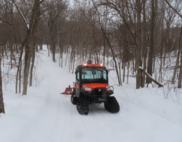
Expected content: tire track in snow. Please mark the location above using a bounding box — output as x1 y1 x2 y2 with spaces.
116 95 182 128
12 51 182 142
13 52 73 142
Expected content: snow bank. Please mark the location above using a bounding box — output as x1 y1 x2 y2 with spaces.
0 47 182 142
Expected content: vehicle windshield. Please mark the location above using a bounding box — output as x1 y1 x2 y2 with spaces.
81 67 108 83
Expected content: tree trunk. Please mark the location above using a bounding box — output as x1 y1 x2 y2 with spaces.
2 47 4 67
159 1 164 83
178 27 182 88
22 0 41 95
15 39 26 94
47 45 50 57
147 0 155 84
51 36 56 62
136 0 142 89
142 0 147 88
172 27 182 85
19 61 22 93
127 61 130 84
22 31 32 95
123 62 125 83
65 46 68 66
9 43 13 69
0 58 5 114
39 39 43 50
30 46 35 86
103 33 106 65
172 43 180 84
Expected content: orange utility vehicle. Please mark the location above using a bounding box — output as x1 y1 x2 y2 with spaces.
71 60 120 115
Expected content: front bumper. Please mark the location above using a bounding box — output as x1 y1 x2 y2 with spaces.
80 88 113 103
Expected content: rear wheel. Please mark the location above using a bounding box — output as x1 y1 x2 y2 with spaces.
76 98 89 115
71 89 77 105
104 97 120 113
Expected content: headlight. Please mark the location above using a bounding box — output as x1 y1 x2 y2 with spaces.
106 86 114 91
84 86 92 91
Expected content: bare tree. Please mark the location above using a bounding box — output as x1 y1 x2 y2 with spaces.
165 0 182 88
0 57 5 114
22 0 43 95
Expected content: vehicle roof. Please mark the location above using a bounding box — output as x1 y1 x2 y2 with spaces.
76 64 106 70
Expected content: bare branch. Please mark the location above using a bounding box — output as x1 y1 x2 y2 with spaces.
11 0 29 29
165 0 182 18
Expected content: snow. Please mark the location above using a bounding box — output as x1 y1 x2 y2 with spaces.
0 47 182 142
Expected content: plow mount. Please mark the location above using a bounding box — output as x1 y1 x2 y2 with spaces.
61 85 73 95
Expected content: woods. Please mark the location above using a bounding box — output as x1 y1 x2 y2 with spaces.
0 0 182 113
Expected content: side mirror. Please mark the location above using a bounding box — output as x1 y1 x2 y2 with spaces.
106 70 108 74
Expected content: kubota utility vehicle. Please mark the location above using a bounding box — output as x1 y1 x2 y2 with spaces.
71 61 120 115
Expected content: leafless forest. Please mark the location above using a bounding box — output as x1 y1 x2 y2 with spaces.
0 0 182 113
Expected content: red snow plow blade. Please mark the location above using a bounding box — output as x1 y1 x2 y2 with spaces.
61 86 73 95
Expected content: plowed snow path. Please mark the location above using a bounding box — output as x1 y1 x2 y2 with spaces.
1 50 182 142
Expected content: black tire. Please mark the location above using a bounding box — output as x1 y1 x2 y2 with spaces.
76 98 89 115
71 89 77 105
104 97 120 113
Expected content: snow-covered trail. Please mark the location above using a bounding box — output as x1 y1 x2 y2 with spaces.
1 50 182 142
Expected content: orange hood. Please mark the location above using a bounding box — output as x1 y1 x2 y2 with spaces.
82 83 109 91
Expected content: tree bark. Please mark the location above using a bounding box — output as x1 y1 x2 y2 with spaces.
136 0 142 89
178 27 182 88
147 0 155 84
172 30 181 84
0 58 5 114
142 0 147 88
30 46 35 86
22 0 41 95
15 38 26 94
159 0 165 83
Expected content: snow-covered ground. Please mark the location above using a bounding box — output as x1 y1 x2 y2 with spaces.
0 48 182 142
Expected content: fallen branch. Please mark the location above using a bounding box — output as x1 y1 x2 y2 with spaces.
138 67 163 87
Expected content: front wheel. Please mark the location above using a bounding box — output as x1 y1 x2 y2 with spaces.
76 98 89 115
104 97 120 113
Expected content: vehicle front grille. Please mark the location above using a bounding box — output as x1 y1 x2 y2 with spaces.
92 88 106 96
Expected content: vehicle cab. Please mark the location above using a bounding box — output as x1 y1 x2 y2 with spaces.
73 61 113 99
